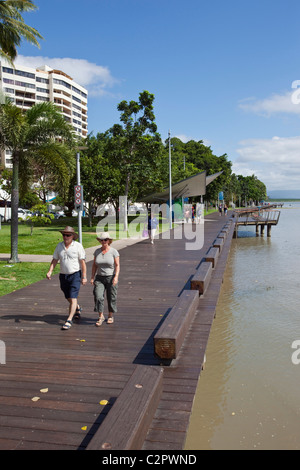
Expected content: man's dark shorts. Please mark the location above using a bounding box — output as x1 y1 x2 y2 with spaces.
59 271 81 299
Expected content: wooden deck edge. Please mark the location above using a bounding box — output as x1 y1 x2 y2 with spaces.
86 365 164 451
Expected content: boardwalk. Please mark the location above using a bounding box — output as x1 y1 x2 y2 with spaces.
0 212 234 450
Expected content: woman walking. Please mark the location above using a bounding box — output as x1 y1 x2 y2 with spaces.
147 212 159 244
91 232 120 326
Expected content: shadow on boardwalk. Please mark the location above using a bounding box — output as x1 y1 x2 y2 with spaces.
0 212 233 450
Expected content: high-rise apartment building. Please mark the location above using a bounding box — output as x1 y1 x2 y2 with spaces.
0 62 88 168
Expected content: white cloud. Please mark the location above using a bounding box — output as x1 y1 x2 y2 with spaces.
174 134 212 147
174 134 192 143
234 135 300 190
14 55 120 97
239 90 300 116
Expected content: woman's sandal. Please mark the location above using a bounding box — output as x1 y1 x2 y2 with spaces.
62 320 72 330
107 316 114 324
74 305 82 321
95 316 105 327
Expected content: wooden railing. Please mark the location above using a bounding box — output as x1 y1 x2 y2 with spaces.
235 209 281 225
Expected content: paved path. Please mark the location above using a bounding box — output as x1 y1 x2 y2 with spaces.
0 212 233 450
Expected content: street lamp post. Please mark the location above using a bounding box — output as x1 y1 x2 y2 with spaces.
76 146 87 245
76 151 82 244
169 130 172 230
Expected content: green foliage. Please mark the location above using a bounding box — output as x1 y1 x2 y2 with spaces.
108 90 160 199
0 0 43 64
28 203 54 226
0 99 75 261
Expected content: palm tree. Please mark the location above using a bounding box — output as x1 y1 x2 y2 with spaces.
0 0 42 64
0 99 75 262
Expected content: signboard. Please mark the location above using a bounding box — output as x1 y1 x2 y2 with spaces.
74 185 83 211
219 191 224 201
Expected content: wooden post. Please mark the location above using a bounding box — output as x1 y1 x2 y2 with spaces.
260 224 265 236
256 225 259 237
267 224 272 237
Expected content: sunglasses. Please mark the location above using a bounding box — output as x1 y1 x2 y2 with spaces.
63 233 73 237
100 238 109 242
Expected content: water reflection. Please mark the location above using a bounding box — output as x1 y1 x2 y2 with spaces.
185 205 300 450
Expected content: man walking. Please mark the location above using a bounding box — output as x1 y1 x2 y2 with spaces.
46 226 87 330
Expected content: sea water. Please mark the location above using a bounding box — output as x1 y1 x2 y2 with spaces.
185 202 300 450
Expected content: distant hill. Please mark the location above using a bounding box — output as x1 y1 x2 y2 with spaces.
268 190 300 199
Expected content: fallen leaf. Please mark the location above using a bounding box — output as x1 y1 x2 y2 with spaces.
100 400 109 405
31 397 40 402
81 426 87 431
40 388 48 393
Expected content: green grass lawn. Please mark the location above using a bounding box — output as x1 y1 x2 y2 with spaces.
0 261 60 297
0 216 173 255
0 210 217 297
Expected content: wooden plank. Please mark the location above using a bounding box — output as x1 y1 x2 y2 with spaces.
204 246 219 268
154 290 199 360
86 365 163 450
190 261 213 295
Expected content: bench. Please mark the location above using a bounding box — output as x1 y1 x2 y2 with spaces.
86 365 163 450
213 236 224 252
190 261 213 295
204 246 219 268
218 232 227 240
154 290 199 360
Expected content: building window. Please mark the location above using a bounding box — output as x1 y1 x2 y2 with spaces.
53 78 71 89
2 67 14 74
36 77 49 84
15 69 35 79
72 95 81 103
36 87 49 94
3 78 14 85
15 81 35 89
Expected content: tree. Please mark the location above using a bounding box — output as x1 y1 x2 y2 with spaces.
237 174 267 205
158 138 232 204
0 99 75 262
0 0 42 64
76 132 123 225
109 91 160 230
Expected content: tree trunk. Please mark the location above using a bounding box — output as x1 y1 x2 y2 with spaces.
10 154 20 263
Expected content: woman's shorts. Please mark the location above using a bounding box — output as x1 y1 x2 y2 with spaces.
59 271 81 299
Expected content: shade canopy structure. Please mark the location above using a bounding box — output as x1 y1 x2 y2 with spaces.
139 171 223 204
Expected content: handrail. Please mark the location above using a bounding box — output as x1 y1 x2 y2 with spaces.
234 209 280 225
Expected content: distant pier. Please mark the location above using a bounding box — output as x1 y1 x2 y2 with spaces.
233 206 281 238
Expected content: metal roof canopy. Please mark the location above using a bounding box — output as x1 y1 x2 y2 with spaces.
140 170 223 203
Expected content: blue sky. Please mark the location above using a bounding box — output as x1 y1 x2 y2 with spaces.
15 0 300 192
